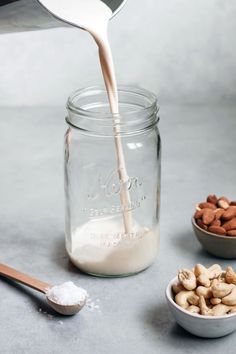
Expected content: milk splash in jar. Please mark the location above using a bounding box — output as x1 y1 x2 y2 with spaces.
39 0 159 275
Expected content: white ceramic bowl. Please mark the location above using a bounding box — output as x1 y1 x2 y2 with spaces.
166 276 236 338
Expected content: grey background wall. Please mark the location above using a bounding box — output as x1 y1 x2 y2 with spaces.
0 0 235 106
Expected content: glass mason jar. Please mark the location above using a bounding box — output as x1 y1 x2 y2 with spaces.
64 86 161 277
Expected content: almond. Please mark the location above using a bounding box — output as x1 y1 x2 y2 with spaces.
217 199 229 210
202 209 215 225
199 202 217 210
194 209 204 219
227 230 236 237
197 219 208 231
207 194 217 205
214 208 225 220
222 218 236 231
208 226 226 236
222 206 236 221
210 219 221 227
219 196 230 204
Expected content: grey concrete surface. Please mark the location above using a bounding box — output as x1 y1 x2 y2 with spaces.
0 0 236 106
0 104 236 354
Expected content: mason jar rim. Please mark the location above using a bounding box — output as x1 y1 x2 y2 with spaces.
67 85 158 118
66 85 159 135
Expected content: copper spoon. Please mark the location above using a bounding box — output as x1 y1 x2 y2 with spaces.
0 263 86 316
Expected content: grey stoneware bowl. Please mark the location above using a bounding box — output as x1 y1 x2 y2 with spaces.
192 217 236 259
166 276 236 338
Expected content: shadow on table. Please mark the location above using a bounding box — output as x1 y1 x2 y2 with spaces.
171 229 220 260
51 234 83 275
0 276 58 316
144 302 228 344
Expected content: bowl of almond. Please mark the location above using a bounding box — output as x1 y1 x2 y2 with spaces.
192 195 236 258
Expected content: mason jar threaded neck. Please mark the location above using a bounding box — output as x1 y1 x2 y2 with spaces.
66 86 159 136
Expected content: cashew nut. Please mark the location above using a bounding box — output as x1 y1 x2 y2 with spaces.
178 269 197 290
172 282 185 294
199 296 230 316
212 304 231 316
197 274 211 288
210 298 221 305
208 265 222 279
175 291 199 309
225 266 236 285
211 282 235 298
199 296 214 316
194 264 207 277
194 264 222 279
222 287 236 306
187 305 200 314
196 286 212 299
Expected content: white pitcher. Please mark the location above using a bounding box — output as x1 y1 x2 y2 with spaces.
0 0 126 33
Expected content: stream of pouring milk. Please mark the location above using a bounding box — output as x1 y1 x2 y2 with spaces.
39 0 158 274
39 0 132 234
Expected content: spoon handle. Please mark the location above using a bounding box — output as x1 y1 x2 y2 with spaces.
0 263 51 294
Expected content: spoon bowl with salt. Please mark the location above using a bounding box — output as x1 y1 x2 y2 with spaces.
46 281 87 315
0 263 87 316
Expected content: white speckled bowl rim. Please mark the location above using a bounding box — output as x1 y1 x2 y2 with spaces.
166 276 236 320
192 217 236 240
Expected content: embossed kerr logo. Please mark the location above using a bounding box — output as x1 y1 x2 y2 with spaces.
87 169 143 200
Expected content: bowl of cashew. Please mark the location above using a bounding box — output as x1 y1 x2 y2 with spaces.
166 264 236 338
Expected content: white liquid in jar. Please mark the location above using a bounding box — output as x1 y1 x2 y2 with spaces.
39 0 159 274
67 217 159 276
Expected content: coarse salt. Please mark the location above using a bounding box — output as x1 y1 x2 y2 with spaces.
46 281 87 306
